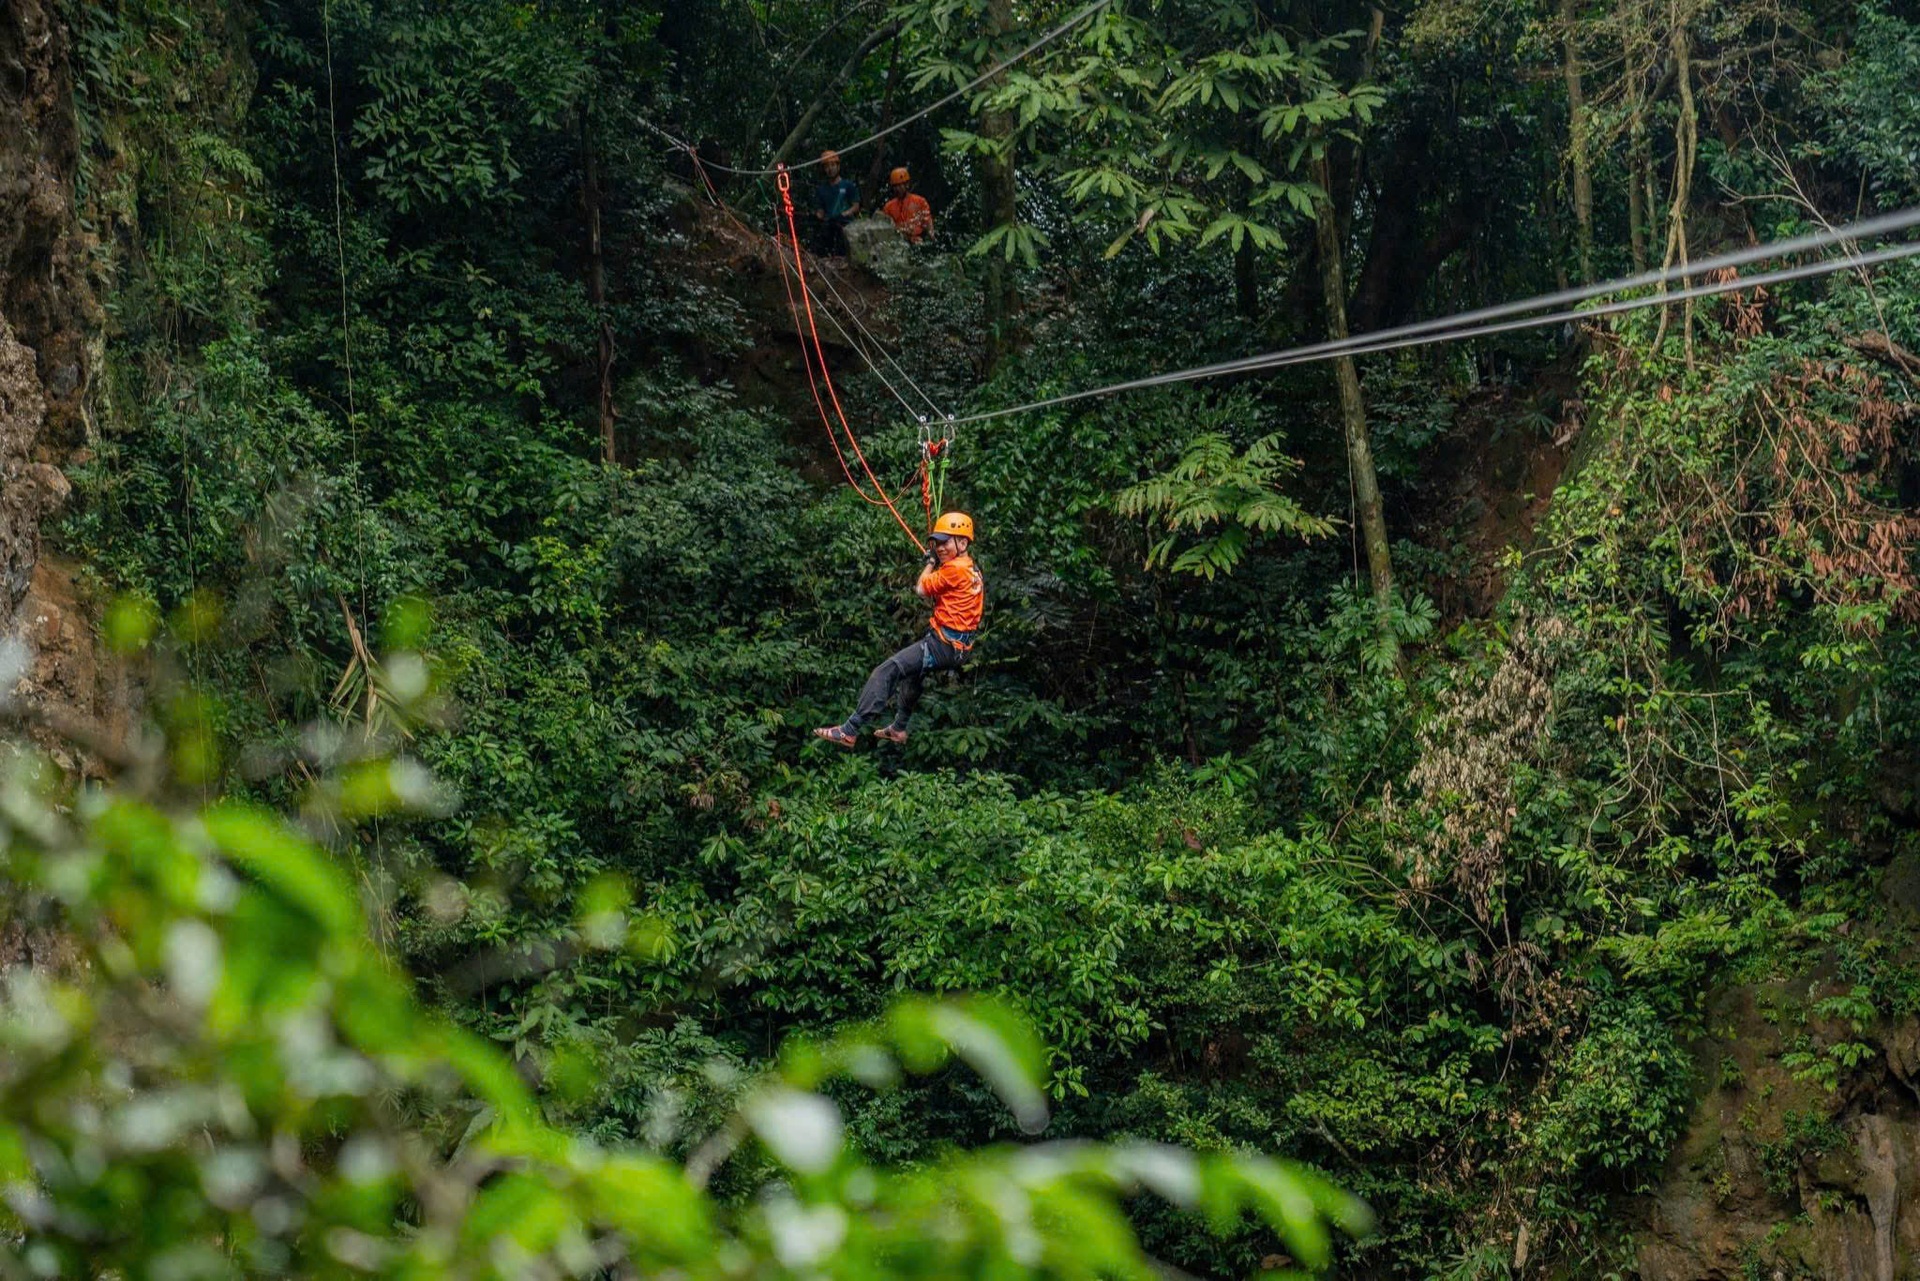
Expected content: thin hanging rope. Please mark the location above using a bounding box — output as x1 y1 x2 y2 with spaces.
322 0 371 627
803 246 949 421
688 149 932 550
790 251 934 422
779 178 926 549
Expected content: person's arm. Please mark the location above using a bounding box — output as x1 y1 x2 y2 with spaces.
916 564 939 598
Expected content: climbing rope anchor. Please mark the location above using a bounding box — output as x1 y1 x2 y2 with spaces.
917 424 954 530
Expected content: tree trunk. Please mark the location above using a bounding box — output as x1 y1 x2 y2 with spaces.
1234 235 1259 319
1627 114 1648 273
863 35 903 202
1632 96 1656 273
1657 13 1697 277
1539 144 1572 293
581 113 615 465
1559 0 1595 283
754 0 883 140
980 0 1019 374
1655 11 1698 359
772 19 904 169
1312 152 1396 660
1348 119 1488 333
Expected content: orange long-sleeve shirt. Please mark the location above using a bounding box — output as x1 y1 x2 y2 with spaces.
883 193 934 244
917 553 983 635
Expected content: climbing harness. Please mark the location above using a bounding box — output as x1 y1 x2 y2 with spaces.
931 623 976 656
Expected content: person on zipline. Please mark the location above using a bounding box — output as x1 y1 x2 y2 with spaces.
815 512 983 748
881 167 934 244
811 150 862 257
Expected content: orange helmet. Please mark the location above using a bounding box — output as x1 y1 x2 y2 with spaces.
931 512 974 540
890 167 912 185
820 149 841 166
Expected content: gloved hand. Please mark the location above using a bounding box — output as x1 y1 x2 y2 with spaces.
923 548 939 571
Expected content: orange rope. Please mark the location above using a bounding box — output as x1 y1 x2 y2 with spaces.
689 156 932 423
690 156 932 548
775 220 892 508
774 166 926 552
691 159 885 508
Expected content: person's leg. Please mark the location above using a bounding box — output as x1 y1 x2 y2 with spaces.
887 636 959 732
844 640 926 734
890 664 926 728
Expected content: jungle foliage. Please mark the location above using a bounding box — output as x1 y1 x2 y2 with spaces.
6 0 1920 1274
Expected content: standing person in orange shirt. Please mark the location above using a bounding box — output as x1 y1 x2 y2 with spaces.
815 512 983 747
881 167 935 245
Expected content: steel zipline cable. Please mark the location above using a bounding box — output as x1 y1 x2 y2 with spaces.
942 207 1920 428
802 250 950 421
652 0 1112 177
661 14 1920 538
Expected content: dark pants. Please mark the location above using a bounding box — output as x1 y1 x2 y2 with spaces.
813 217 851 257
844 633 965 733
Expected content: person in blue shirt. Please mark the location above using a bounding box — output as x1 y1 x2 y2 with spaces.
811 150 862 257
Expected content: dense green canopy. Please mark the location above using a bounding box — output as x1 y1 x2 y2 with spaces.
2 0 1919 1274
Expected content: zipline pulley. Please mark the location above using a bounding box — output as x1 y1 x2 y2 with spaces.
918 426 954 529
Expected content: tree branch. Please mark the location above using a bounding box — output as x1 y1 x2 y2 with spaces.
754 0 887 140
0 696 141 772
772 19 905 169
1845 332 1920 380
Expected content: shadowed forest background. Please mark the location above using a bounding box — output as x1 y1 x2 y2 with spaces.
1 0 1920 1275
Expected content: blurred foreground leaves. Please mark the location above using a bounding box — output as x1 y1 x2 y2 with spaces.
0 631 1367 1279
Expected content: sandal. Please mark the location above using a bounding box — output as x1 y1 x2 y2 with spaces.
813 726 858 748
873 726 909 745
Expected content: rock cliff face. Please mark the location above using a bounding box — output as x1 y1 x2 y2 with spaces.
0 0 104 755
1635 858 1920 1280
